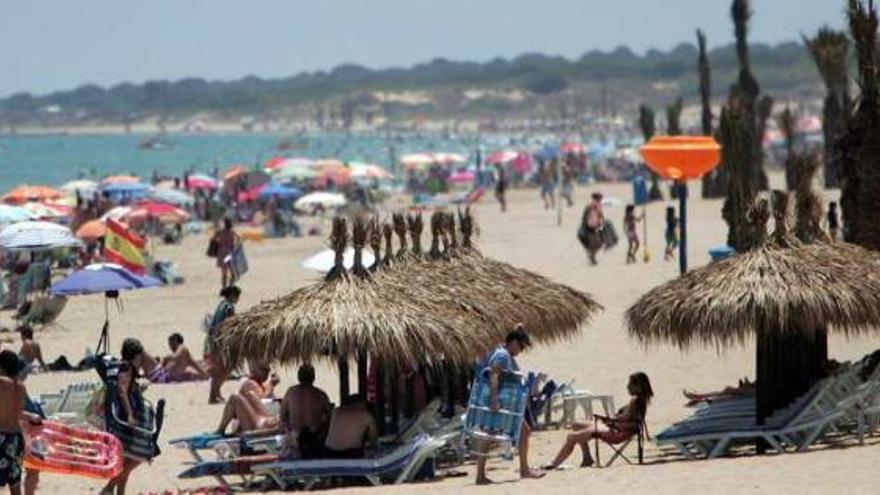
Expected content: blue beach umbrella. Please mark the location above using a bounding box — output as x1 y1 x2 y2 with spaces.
533 144 561 162
50 263 161 296
50 263 162 354
259 183 303 200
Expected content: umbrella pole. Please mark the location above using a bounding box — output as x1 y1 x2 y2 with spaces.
389 363 400 434
678 181 688 274
357 352 368 395
374 356 386 436
337 356 350 402
96 296 111 355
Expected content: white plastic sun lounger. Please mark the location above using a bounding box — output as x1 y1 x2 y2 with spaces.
658 375 847 459
251 434 444 490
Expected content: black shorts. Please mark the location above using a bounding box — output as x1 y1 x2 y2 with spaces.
0 431 24 487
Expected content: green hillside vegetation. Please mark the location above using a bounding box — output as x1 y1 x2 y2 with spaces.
0 41 820 126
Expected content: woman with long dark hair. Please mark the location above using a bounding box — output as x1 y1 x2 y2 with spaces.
544 372 653 469
205 285 240 404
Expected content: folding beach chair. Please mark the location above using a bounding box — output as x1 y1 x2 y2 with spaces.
464 370 534 457
593 417 646 467
94 354 166 462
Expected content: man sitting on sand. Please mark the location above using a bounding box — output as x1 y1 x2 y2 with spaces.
121 337 207 384
216 362 280 435
280 364 332 459
160 333 208 382
0 350 42 495
17 326 47 375
323 394 377 459
475 326 544 485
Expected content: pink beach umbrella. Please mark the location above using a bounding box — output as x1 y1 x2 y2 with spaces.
447 170 476 184
485 150 520 165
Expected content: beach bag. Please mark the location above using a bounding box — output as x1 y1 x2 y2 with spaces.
601 220 619 250
206 237 219 258
225 244 248 281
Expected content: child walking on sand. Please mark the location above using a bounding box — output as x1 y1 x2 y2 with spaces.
624 204 643 264
664 206 678 261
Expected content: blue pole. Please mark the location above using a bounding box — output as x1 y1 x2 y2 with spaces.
678 181 688 274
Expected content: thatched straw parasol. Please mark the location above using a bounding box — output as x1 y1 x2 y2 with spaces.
627 190 880 425
375 210 602 345
216 216 498 370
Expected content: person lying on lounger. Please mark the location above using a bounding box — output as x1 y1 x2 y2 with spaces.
216 362 280 435
322 394 377 459
121 337 206 384
280 364 332 459
682 377 755 406
544 372 653 470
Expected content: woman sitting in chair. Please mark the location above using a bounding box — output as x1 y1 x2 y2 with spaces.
544 372 653 469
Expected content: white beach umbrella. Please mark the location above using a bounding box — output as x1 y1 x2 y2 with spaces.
100 206 133 222
0 221 82 251
301 247 376 272
60 179 99 197
294 192 347 211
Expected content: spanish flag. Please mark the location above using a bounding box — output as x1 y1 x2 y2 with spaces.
104 218 147 275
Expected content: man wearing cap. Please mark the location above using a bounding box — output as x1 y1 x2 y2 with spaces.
475 326 544 484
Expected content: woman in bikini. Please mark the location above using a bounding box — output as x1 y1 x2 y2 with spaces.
544 372 653 469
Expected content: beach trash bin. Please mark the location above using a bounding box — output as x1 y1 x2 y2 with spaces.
709 245 735 262
632 176 648 206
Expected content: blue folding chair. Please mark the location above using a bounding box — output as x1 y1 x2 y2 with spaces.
465 370 534 455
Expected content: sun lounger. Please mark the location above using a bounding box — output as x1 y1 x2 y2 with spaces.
251 434 444 490
658 374 850 459
37 382 102 424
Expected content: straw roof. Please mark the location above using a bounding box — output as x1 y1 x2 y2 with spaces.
375 210 603 345
217 217 498 368
626 193 880 349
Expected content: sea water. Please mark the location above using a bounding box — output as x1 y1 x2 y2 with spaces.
0 132 479 192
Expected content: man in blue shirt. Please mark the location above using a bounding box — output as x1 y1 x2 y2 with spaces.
475 326 544 484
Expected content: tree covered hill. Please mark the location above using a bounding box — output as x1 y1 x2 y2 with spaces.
0 41 820 127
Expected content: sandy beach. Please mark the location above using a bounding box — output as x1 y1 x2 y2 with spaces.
5 176 877 495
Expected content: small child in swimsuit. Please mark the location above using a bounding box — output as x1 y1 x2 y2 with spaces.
0 350 42 495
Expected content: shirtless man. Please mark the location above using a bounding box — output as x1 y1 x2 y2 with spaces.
160 334 208 382
17 327 46 374
216 362 280 435
0 350 42 495
121 337 206 384
280 364 332 458
323 394 376 459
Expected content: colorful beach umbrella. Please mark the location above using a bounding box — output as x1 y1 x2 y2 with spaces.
258 183 302 200
223 165 249 181
485 150 520 165
294 192 346 211
274 164 318 182
50 263 160 296
147 187 195 207
349 162 392 180
185 174 219 190
0 204 36 226
2 185 63 205
0 221 81 251
447 170 476 184
101 175 141 185
100 206 133 223
60 180 99 197
75 220 107 241
126 202 190 224
21 202 69 220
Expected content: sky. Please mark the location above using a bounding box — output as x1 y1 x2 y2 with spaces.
0 0 847 97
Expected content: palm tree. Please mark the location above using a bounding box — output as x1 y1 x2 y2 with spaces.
722 0 770 248
840 0 880 249
639 104 663 200
696 29 719 198
666 98 683 136
803 28 850 189
777 106 798 190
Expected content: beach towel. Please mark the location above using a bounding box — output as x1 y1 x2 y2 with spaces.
224 244 248 281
